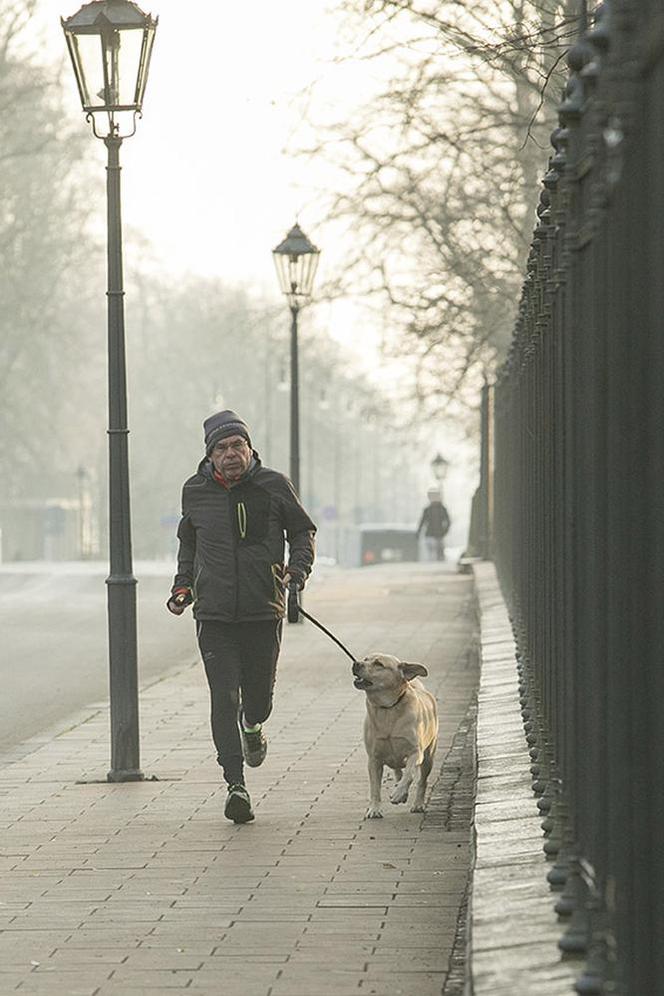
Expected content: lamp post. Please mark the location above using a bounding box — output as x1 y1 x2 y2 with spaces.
431 452 450 494
62 0 157 783
272 223 320 495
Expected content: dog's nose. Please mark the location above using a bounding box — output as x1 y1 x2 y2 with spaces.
352 660 361 676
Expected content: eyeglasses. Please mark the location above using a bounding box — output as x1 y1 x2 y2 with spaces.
212 438 249 455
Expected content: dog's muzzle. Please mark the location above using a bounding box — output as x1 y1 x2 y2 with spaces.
352 660 372 689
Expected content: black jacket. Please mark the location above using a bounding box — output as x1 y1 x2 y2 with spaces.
172 455 316 622
417 501 450 539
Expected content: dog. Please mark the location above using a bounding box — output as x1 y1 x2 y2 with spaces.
352 653 438 819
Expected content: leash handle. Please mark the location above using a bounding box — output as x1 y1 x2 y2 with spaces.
287 583 300 624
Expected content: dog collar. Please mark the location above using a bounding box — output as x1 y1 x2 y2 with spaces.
377 689 408 709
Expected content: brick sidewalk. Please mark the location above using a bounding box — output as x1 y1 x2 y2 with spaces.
0 563 478 996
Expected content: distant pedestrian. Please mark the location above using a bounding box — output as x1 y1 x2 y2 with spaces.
416 489 451 562
166 410 316 824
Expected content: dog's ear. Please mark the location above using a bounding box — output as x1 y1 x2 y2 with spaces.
399 661 428 681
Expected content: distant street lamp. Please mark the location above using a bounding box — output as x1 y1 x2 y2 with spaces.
431 452 450 487
272 223 320 495
62 0 158 783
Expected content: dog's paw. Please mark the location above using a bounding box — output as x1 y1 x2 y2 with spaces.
390 786 409 805
410 802 426 813
365 806 383 819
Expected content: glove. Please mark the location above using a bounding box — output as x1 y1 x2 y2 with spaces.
166 587 193 615
283 568 305 591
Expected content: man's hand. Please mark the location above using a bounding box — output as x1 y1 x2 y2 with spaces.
166 588 192 615
279 567 304 591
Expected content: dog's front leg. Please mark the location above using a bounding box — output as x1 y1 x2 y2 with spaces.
365 757 384 819
390 752 421 805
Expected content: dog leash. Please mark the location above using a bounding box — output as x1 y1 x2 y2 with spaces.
288 585 358 663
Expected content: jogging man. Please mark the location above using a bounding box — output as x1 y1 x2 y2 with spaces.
167 410 316 823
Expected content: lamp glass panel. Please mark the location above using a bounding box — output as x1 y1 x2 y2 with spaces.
71 32 106 108
135 25 156 104
115 27 144 105
272 254 290 296
299 252 319 296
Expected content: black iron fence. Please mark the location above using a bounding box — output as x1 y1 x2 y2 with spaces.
489 3 663 993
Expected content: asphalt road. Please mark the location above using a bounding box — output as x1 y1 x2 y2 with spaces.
0 562 199 754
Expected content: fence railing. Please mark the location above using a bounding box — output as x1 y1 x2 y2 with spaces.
489 3 663 993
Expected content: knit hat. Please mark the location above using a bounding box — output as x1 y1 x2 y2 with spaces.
204 410 252 455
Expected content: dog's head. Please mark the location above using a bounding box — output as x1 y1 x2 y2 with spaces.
352 653 428 693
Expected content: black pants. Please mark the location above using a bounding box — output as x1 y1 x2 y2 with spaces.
196 619 282 786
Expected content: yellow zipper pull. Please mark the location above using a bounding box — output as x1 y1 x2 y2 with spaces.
237 501 247 539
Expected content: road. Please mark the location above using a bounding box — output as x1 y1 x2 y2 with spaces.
0 561 199 754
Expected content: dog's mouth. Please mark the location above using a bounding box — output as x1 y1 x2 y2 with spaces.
353 676 372 690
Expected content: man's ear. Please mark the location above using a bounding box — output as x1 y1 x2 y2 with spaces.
399 662 428 681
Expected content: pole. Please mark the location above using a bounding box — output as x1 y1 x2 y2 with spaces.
288 302 304 623
76 466 85 558
290 303 300 494
264 341 272 465
104 134 143 783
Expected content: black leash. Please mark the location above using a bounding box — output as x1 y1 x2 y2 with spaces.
288 585 358 663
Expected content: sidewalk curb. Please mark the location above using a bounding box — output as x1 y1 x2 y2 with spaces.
0 658 199 771
468 561 580 995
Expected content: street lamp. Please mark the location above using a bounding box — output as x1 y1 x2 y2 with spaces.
62 0 158 783
272 223 320 495
431 452 450 488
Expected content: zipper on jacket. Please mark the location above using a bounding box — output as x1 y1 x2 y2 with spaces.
231 495 240 621
237 501 247 539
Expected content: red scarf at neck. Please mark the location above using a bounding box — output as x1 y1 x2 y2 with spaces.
212 468 232 489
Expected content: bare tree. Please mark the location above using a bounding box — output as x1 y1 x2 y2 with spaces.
0 1 103 505
307 0 577 411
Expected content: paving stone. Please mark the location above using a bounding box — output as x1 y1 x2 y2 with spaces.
269 967 364 995
11 972 108 994
41 950 128 965
104 968 194 987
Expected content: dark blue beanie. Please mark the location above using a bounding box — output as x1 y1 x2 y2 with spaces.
203 410 252 455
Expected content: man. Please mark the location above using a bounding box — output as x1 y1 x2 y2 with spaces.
416 489 451 562
167 410 316 824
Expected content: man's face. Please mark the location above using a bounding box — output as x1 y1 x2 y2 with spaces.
210 434 252 481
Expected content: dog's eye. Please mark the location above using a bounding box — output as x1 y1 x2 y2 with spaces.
372 660 384 668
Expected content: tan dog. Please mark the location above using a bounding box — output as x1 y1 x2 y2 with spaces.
352 653 438 819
